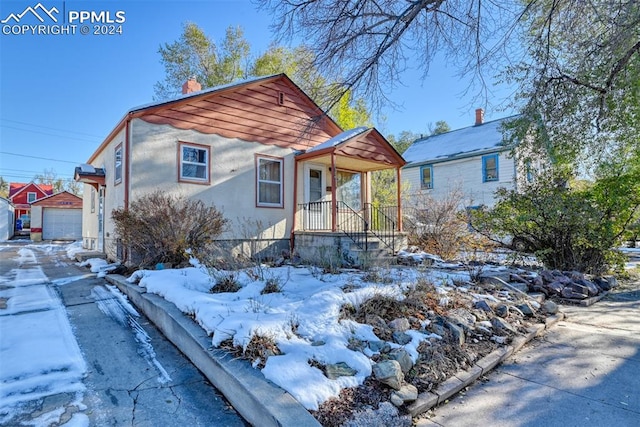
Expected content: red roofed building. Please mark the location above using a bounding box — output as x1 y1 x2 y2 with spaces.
8 182 54 230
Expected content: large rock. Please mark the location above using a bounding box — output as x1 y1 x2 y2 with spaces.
562 282 589 299
325 362 357 379
448 308 477 331
491 317 517 334
547 281 565 295
474 299 493 313
373 360 404 390
388 318 410 332
516 303 535 317
392 331 413 345
542 300 559 314
446 321 465 346
576 279 599 296
390 384 419 407
389 348 414 374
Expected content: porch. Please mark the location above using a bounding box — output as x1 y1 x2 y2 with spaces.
291 127 407 264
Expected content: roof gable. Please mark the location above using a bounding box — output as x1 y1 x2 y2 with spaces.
31 191 82 207
88 74 343 163
298 127 406 171
403 116 517 166
9 182 54 200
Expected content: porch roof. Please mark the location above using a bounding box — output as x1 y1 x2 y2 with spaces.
74 164 106 189
295 127 406 172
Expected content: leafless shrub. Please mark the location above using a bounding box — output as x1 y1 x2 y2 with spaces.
112 190 227 267
209 271 241 293
404 187 477 260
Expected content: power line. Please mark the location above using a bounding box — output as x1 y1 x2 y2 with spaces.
1 118 104 139
0 152 82 164
1 125 101 143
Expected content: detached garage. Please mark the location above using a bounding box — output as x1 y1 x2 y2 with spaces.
30 192 83 241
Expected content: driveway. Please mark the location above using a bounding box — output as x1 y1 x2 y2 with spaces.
417 279 640 426
0 242 247 426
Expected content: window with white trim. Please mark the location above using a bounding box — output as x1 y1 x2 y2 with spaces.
482 154 499 182
27 192 37 203
420 165 433 189
257 156 283 207
180 143 209 182
115 144 123 185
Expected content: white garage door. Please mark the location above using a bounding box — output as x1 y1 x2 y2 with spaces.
43 208 82 240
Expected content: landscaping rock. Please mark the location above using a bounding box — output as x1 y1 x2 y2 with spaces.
516 303 535 317
446 321 465 346
542 300 559 315
390 384 419 406
495 304 509 318
491 317 517 334
576 279 599 296
447 308 477 331
547 281 565 295
392 331 413 345
373 360 404 390
474 300 493 313
388 318 410 332
368 340 389 353
325 362 357 380
389 348 414 374
562 283 588 299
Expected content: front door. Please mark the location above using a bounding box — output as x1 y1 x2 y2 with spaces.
304 164 327 229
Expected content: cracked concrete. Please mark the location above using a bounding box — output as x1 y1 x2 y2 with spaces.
0 242 247 426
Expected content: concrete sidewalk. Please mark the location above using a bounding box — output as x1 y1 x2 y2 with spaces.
417 281 640 427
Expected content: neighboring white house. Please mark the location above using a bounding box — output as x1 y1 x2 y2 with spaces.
75 74 406 263
402 110 529 208
0 197 15 241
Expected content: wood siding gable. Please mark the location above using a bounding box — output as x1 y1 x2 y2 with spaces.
137 75 341 151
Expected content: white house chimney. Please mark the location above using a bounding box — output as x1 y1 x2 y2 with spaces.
182 77 202 94
475 108 484 126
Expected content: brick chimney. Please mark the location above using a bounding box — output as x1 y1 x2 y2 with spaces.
182 78 202 94
475 108 484 126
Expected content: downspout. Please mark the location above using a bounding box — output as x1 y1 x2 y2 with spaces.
396 167 403 231
331 153 337 231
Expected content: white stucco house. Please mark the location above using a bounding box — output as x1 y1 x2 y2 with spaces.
75 74 406 264
402 110 532 208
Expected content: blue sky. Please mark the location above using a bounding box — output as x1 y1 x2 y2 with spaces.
0 0 515 186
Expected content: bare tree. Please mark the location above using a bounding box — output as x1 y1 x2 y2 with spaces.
258 0 530 111
258 1 640 131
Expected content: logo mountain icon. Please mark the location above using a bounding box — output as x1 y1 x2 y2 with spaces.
1 3 59 24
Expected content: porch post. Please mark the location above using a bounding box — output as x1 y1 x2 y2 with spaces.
331 153 337 231
396 167 403 231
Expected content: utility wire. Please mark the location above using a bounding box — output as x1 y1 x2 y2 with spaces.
0 152 82 164
1 118 104 139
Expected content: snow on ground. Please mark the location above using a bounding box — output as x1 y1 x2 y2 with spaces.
127 263 460 410
0 244 88 424
65 241 84 260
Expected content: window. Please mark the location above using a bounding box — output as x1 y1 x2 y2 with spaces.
114 144 123 185
27 192 37 203
180 142 210 183
420 165 433 189
482 154 499 182
91 188 96 213
336 170 361 211
257 156 283 207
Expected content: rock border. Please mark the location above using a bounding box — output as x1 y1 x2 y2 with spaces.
406 313 564 417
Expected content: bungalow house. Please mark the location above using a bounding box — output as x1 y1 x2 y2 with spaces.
8 182 54 231
402 109 532 208
75 74 406 264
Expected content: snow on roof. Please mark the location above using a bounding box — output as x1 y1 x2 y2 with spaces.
306 127 369 153
403 116 517 166
129 74 282 113
79 164 96 173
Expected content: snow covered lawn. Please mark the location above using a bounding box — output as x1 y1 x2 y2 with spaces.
126 261 473 410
